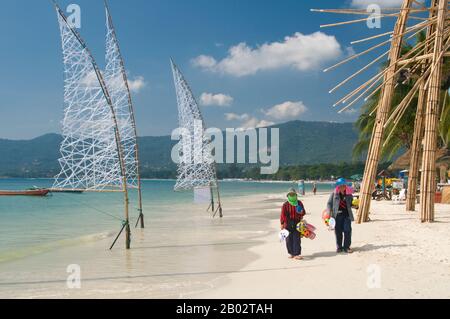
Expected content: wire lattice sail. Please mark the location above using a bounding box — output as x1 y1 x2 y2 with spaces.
104 5 139 189
53 12 122 191
170 60 217 191
52 3 132 249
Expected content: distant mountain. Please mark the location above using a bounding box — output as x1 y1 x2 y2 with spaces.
0 121 358 178
272 120 358 165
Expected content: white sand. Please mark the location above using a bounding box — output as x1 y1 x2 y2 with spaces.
0 192 449 299
192 193 450 299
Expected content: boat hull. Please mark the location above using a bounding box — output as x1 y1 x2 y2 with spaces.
0 189 50 197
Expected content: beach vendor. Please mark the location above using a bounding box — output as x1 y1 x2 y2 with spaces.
280 188 306 260
327 178 354 254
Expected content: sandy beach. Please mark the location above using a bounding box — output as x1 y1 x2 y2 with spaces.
193 193 450 299
0 191 449 299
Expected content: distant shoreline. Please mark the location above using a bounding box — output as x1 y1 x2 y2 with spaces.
0 177 336 184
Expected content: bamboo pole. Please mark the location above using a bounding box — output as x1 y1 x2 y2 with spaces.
320 13 402 28
419 0 447 223
407 82 428 211
311 8 429 15
357 0 413 224
324 38 394 72
407 0 438 212
351 19 432 44
209 181 215 213
330 51 389 94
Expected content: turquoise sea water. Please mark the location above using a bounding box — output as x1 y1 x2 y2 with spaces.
0 179 333 264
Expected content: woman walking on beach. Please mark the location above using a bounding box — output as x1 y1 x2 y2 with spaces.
280 188 306 260
327 178 354 254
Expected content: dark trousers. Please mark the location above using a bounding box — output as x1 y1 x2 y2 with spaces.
286 230 302 256
335 214 352 250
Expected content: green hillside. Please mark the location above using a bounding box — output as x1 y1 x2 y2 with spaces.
0 120 358 178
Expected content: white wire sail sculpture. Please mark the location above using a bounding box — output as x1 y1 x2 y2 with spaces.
104 1 145 228
52 3 132 249
170 60 223 217
53 10 123 192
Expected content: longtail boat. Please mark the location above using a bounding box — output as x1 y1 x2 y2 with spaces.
0 189 50 197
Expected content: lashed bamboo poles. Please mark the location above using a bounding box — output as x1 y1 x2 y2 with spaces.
420 0 447 222
407 0 438 212
357 0 414 224
338 35 436 113
333 22 437 110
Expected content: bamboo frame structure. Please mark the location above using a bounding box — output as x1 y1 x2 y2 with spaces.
54 3 131 249
315 0 449 223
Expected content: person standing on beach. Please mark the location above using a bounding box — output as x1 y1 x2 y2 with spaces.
313 183 317 195
327 178 354 254
280 188 306 260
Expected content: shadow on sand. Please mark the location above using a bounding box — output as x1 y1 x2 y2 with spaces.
304 243 411 261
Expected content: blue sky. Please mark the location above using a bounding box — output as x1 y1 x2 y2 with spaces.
0 0 410 139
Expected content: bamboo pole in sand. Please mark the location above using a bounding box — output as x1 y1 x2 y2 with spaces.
406 0 438 212
419 0 447 222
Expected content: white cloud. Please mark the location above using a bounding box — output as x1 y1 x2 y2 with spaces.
192 55 218 69
224 100 308 129
225 113 274 129
192 32 342 77
128 76 146 93
262 101 308 121
200 93 234 107
350 0 403 8
225 113 250 121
